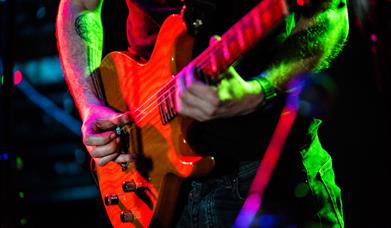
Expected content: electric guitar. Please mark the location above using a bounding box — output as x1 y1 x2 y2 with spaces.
94 0 308 227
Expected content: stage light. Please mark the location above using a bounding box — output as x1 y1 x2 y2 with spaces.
370 33 378 43
19 218 28 226
0 153 9 160
19 191 25 199
297 0 305 6
16 156 24 170
14 70 23 85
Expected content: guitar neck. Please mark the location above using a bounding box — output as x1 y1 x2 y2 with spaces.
155 0 300 125
191 0 290 80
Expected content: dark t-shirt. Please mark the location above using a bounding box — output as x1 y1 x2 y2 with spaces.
125 0 182 58
124 0 308 168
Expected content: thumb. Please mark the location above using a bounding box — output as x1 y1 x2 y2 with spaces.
112 111 132 126
95 112 132 130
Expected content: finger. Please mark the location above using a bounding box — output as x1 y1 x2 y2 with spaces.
114 154 132 163
112 112 132 126
90 137 120 158
84 131 117 146
180 102 211 121
96 153 120 166
214 100 239 116
225 66 240 78
175 71 188 112
182 89 217 117
95 118 117 131
188 82 220 106
217 78 232 100
185 63 197 88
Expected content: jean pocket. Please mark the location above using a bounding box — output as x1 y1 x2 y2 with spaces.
234 161 260 201
233 176 245 201
309 158 344 227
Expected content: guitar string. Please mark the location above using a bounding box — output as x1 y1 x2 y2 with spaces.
127 23 278 146
133 14 258 122
131 0 276 121
129 0 278 122
131 79 176 122
129 0 277 117
121 1 282 152
129 14 266 141
130 0 280 124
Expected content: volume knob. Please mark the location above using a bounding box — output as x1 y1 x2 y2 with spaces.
120 210 134 223
122 180 142 192
104 194 119 206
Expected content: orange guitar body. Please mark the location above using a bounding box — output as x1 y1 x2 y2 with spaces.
96 15 215 228
94 0 291 225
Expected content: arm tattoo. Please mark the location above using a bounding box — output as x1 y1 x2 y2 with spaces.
75 13 102 44
74 12 103 75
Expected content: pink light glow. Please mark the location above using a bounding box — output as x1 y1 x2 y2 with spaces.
234 77 303 227
13 70 23 85
370 34 378 43
234 106 298 227
297 0 305 6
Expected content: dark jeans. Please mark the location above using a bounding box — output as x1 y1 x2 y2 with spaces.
176 119 344 228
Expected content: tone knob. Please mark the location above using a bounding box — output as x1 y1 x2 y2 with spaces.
120 210 134 223
122 180 142 192
104 194 119 205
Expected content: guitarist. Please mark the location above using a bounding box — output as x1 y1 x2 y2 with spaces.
56 0 349 227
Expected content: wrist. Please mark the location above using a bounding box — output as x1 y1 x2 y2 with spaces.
79 101 106 121
253 74 278 107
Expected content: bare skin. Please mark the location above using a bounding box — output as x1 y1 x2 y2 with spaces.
56 0 348 166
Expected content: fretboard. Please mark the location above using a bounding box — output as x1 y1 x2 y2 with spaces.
191 0 290 79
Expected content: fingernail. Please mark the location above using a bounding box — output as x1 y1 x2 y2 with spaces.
110 133 116 139
99 160 104 167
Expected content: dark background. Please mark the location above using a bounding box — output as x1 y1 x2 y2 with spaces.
1 0 390 227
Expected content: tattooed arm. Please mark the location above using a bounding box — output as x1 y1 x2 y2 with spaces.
56 0 131 166
176 0 349 121
56 0 103 116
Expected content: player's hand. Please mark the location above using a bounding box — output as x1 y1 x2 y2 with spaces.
175 36 264 121
81 104 132 166
175 65 264 121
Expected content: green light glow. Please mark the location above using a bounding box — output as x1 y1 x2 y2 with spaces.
218 67 262 101
74 11 103 75
315 3 350 71
266 1 349 89
294 182 310 198
1 74 3 85
19 191 25 199
20 218 28 225
16 156 24 170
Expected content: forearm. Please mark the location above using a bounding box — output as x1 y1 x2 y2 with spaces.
56 0 104 120
263 0 349 91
